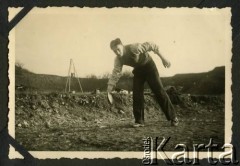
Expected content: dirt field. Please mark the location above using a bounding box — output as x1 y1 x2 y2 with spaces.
15 92 224 151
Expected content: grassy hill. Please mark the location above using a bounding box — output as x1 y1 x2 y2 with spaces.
15 66 108 92
15 65 225 95
162 66 225 95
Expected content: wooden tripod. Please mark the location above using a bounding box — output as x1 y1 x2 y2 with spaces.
65 59 83 93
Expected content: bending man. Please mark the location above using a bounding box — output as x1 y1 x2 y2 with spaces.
107 38 179 127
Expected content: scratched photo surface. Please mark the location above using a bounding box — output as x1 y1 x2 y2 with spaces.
9 7 232 158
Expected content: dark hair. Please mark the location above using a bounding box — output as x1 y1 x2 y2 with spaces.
110 38 122 49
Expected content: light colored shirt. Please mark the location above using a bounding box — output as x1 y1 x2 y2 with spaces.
107 42 161 92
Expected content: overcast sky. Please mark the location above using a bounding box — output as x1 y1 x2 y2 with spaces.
12 8 231 77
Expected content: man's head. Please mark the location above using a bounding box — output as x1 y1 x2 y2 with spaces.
110 38 124 57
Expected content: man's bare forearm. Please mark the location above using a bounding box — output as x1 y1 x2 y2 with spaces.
156 52 167 61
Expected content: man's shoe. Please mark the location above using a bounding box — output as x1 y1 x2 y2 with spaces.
133 123 145 128
171 117 179 126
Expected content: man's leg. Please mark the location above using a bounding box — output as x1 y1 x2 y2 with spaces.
146 68 176 121
133 73 145 124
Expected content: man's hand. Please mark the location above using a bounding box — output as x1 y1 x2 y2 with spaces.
162 58 171 68
107 92 114 105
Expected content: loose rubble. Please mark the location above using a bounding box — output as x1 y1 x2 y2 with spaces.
15 89 224 151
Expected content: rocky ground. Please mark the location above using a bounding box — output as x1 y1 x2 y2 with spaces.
15 91 225 151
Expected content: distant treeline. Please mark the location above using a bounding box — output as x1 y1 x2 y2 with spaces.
15 65 225 95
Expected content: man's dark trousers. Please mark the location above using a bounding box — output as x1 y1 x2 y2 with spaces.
132 57 176 124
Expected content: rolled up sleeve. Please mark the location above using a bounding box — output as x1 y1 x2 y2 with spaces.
139 42 160 55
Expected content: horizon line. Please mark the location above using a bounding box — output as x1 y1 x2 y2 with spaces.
16 65 225 79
